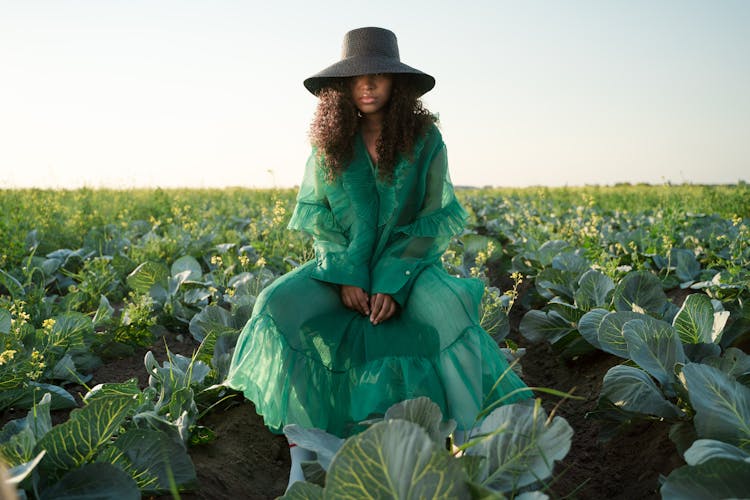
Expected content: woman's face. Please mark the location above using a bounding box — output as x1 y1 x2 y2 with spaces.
350 74 393 117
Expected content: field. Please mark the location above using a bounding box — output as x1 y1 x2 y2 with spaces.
1 184 749 499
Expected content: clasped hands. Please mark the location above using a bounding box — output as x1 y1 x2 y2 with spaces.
340 285 397 325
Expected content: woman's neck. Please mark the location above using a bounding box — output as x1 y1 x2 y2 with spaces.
360 112 384 136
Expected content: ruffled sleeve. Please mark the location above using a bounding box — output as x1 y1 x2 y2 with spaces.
370 138 468 305
288 151 371 289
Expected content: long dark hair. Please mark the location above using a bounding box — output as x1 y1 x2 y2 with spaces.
309 74 437 182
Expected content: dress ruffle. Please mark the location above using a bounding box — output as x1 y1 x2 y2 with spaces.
226 310 532 437
287 201 345 243
394 198 468 238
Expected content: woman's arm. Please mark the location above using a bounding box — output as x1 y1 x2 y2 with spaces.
288 151 373 290
370 141 468 306
288 151 375 315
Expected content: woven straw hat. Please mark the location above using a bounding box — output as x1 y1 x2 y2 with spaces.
303 27 435 96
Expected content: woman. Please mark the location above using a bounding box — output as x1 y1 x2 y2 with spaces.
225 26 532 489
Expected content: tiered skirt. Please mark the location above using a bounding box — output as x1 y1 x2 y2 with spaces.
226 261 532 438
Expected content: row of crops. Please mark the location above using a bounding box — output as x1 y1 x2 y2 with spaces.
0 184 748 499
464 188 750 498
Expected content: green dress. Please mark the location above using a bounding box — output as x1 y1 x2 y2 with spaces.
226 124 531 437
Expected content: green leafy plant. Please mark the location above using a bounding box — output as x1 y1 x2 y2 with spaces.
0 306 100 412
2 185 748 498
281 397 572 499
0 346 213 498
660 439 750 499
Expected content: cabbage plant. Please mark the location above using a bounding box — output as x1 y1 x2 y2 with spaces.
660 439 750 499
518 246 620 358
517 245 729 359
0 390 195 499
281 397 572 499
582 292 749 454
0 341 236 498
0 308 101 413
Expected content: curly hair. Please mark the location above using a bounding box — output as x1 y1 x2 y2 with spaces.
309 74 437 183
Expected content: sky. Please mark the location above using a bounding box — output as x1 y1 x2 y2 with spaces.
1 0 748 189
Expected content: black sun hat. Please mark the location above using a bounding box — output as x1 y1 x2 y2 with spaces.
303 27 435 96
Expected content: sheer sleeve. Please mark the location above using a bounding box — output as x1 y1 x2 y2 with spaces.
288 151 371 289
370 142 467 305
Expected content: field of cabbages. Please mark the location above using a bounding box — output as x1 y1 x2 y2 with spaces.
1 184 748 500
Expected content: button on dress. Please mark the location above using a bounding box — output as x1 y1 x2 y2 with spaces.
226 124 531 437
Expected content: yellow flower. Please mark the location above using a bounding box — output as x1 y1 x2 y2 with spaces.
17 311 31 323
0 350 17 366
475 251 488 268
256 257 267 268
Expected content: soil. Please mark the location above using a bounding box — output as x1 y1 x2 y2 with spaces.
518 341 682 499
3 287 688 500
508 282 687 500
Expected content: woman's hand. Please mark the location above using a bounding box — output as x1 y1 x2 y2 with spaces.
370 293 397 325
341 285 370 316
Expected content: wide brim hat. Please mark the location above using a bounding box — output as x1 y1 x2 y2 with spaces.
304 27 435 96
